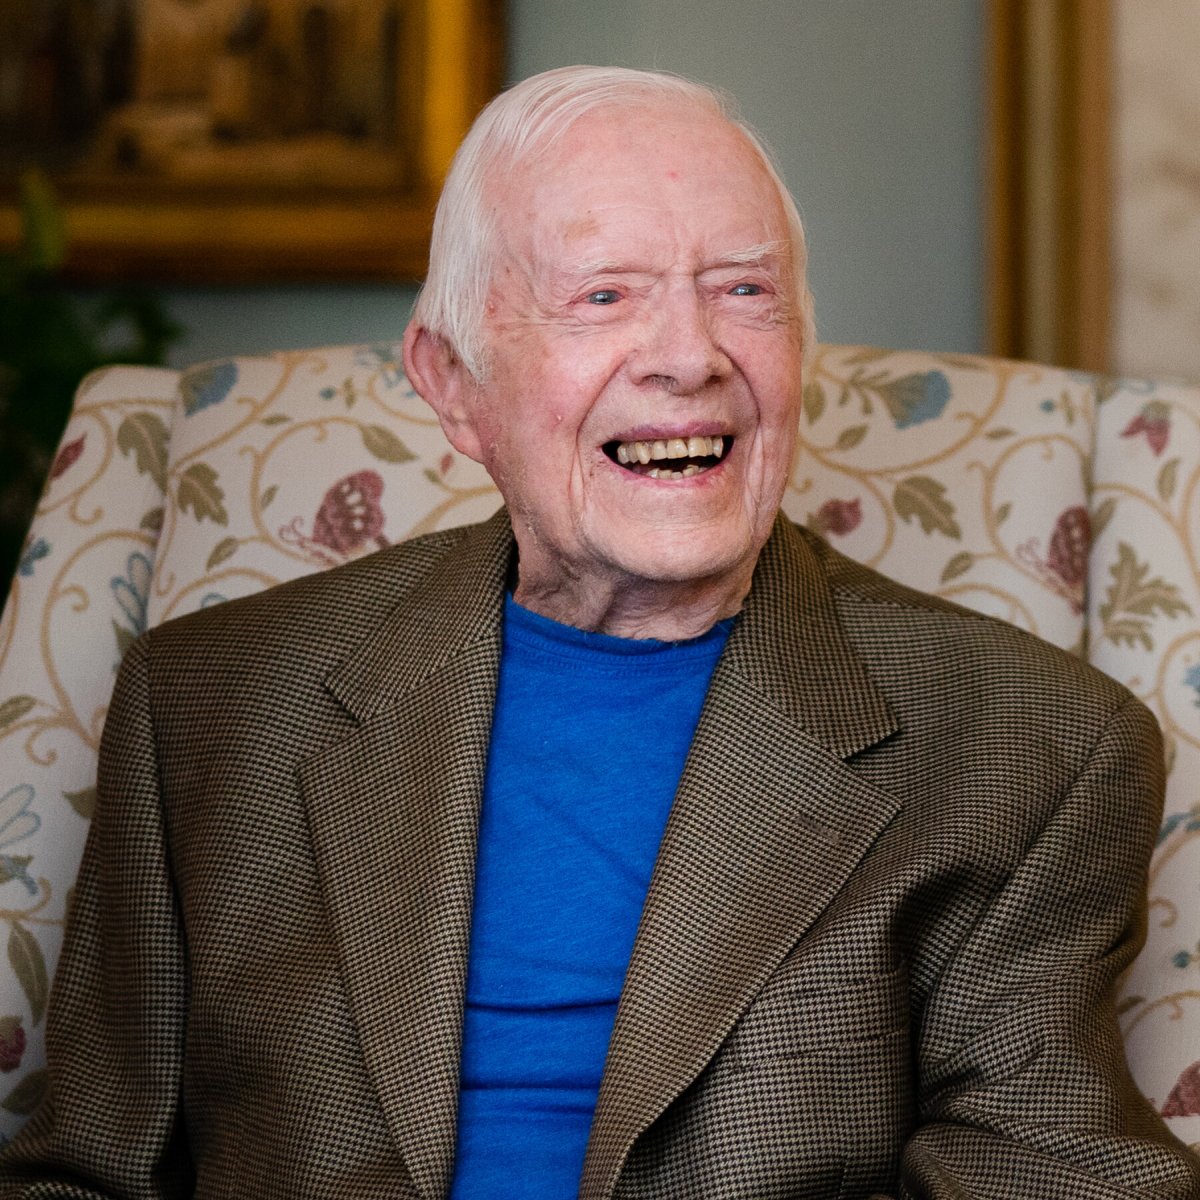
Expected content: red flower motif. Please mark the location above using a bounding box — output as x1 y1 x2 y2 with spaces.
1121 401 1170 456
0 1020 25 1072
50 434 86 480
1161 1058 1200 1118
312 470 388 554
814 497 863 538
439 452 454 476
1046 506 1090 589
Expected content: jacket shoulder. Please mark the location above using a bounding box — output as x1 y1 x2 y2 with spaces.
140 523 475 671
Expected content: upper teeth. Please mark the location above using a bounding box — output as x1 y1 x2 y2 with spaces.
615 435 725 465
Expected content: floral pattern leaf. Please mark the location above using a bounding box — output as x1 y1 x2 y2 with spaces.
893 476 961 539
1 1068 47 1115
941 551 974 583
112 619 138 662
140 506 164 533
63 787 96 820
0 858 32 889
7 926 48 1026
802 380 825 425
361 425 415 465
1090 496 1116 543
836 424 868 451
177 463 228 525
260 485 278 510
985 427 1015 440
116 412 169 491
50 434 86 480
1097 543 1192 650
181 361 238 416
0 697 36 733
1100 542 1191 622
994 502 1011 526
1157 457 1180 502
261 413 291 426
206 537 239 571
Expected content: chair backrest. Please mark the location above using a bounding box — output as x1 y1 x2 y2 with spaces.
0 342 1196 1147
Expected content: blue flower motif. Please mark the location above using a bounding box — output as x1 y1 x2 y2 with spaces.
880 371 950 430
1186 663 1200 708
1039 398 1056 413
355 343 408 391
0 785 40 895
181 360 238 416
200 592 228 608
17 538 50 578
111 551 153 636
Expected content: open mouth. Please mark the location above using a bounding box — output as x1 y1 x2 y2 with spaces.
604 435 732 480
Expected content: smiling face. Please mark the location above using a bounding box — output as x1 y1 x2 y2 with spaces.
406 101 805 636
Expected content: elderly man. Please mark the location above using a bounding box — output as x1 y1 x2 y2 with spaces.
1 65 1197 1200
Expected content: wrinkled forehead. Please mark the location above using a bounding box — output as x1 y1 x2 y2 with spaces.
486 103 791 272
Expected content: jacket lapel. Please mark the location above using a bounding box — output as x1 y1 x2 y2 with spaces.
581 519 903 1199
297 511 513 1200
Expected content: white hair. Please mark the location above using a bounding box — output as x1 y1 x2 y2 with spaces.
411 64 816 379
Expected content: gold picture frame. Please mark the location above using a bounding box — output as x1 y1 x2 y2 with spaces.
0 0 504 282
986 0 1113 371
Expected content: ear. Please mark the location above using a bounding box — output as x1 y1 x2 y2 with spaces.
402 323 486 462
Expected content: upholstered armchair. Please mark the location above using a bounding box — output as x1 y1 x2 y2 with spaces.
0 342 1196 1151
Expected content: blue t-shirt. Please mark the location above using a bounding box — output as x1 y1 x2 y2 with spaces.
450 597 731 1198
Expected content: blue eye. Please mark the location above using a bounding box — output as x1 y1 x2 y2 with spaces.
730 283 763 296
586 290 620 305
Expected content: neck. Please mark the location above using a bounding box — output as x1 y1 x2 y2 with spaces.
512 563 754 640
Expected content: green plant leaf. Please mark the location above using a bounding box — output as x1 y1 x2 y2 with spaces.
259 485 278 510
893 476 961 539
116 413 169 491
0 696 35 732
8 926 48 1026
1157 457 1180 502
802 380 825 425
836 424 868 451
18 169 66 272
206 537 238 570
361 425 415 464
2 1069 48 1115
177 463 228 525
940 551 974 583
63 787 96 820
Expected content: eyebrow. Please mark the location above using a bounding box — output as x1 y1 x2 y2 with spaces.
562 241 789 279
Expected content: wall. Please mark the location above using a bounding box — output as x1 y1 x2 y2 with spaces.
164 0 984 366
1113 0 1200 382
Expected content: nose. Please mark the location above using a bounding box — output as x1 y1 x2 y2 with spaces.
630 285 732 395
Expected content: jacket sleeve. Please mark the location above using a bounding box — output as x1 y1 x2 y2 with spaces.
0 635 194 1198
894 695 1200 1199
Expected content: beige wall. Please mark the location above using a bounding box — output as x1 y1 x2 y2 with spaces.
1113 1 1200 381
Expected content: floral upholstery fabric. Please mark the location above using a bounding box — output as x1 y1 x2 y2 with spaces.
1091 377 1200 1149
0 341 1196 1151
0 366 177 1134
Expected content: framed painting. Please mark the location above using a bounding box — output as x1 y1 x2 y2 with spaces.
0 0 504 281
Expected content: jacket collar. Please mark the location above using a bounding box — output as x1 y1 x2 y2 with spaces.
299 511 901 1199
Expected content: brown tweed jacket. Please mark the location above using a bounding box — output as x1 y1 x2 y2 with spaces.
0 510 1197 1199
